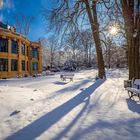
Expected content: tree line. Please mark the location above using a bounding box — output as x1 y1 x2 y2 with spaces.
41 0 139 79
13 0 140 79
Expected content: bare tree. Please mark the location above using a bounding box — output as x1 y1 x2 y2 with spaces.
104 0 140 79
62 30 95 68
40 36 61 68
43 0 106 78
121 0 140 79
84 0 106 78
102 37 127 68
79 30 94 67
63 31 80 62
13 13 34 37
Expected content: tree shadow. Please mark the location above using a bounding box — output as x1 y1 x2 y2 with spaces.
69 118 140 140
53 81 68 85
51 94 90 140
4 79 105 140
126 99 140 114
55 78 95 94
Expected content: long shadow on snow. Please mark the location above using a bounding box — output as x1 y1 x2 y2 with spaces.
44 78 95 102
53 81 68 85
51 91 90 140
67 100 140 140
4 79 104 140
69 118 140 140
126 99 140 114
55 78 95 94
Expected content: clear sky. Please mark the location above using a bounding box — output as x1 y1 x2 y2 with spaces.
0 0 54 41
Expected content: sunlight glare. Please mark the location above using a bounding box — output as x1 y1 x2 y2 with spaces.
109 26 118 35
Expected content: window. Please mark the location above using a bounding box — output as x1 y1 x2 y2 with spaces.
11 59 18 71
0 58 8 71
22 60 25 71
32 62 38 71
32 48 38 58
21 44 25 55
0 38 8 52
11 41 18 54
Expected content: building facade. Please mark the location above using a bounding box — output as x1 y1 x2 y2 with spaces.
0 23 42 79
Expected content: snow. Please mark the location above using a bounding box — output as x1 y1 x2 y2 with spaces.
0 69 140 140
133 29 138 38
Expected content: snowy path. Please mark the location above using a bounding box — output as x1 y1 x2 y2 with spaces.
0 69 140 140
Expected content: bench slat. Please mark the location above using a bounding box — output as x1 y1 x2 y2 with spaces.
134 79 140 85
126 87 140 95
125 79 140 101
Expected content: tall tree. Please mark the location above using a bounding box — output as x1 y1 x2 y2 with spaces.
79 30 93 67
43 0 106 78
84 0 105 78
13 13 34 37
40 36 61 68
121 0 140 79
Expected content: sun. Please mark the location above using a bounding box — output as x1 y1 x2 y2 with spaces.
109 26 118 35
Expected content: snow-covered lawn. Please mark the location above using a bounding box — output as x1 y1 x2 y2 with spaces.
0 69 140 140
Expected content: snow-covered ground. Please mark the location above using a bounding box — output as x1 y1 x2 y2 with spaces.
0 69 140 140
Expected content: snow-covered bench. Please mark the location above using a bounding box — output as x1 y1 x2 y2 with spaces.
125 79 140 101
60 74 74 81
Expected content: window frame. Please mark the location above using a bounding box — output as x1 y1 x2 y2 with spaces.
0 58 8 71
32 62 38 71
11 59 18 71
0 38 8 53
22 60 25 71
32 48 38 58
11 40 18 54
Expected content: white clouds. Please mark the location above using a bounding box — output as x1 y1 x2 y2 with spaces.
0 0 4 22
0 0 14 10
0 0 3 9
0 0 14 23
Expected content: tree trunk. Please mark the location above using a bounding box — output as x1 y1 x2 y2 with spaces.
88 45 92 66
84 0 105 78
108 47 111 69
121 0 140 79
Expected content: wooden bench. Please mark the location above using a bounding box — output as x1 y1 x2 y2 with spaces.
60 74 74 81
125 79 140 101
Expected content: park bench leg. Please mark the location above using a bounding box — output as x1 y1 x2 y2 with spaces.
135 94 140 102
132 94 140 102
138 95 140 101
128 91 133 99
128 91 140 102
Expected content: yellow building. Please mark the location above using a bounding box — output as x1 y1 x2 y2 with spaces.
0 23 42 79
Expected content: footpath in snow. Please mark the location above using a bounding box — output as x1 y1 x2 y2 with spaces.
0 69 140 140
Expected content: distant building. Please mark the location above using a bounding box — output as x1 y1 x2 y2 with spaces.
0 22 42 79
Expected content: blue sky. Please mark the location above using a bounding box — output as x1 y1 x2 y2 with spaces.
0 0 54 41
